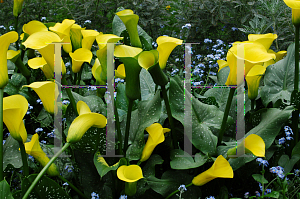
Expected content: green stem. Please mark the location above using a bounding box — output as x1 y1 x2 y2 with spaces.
61 77 78 116
0 89 3 181
161 85 178 149
14 16 19 50
18 141 29 177
218 88 236 146
58 175 87 199
22 143 71 199
251 99 255 111
124 99 134 154
114 98 123 155
293 24 299 146
165 183 193 199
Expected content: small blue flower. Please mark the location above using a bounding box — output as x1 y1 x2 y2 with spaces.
65 165 74 173
0 25 6 30
294 169 299 176
89 86 97 91
160 24 164 28
119 195 127 199
28 155 34 161
206 196 215 199
40 140 46 144
204 38 212 43
62 100 70 105
9 26 14 30
265 189 271 194
175 58 180 62
91 192 99 199
178 184 187 193
26 110 31 115
66 71 71 75
84 20 91 24
152 42 158 48
286 136 293 140
65 62 70 67
35 128 43 133
232 27 238 31
196 54 202 59
255 191 261 197
36 99 43 104
279 137 285 145
63 182 69 186
244 192 249 198
41 17 46 21
182 23 191 29
3 140 6 145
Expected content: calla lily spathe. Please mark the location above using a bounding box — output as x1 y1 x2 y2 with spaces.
96 34 123 82
115 64 126 79
70 23 86 51
23 81 59 115
22 31 65 77
81 30 100 50
22 20 48 36
116 9 142 48
69 48 93 73
3 95 28 143
157 36 183 70
114 45 143 100
227 134 265 158
13 0 24 17
24 134 59 176
245 65 266 100
284 0 300 25
192 155 233 186
0 31 18 89
49 19 75 53
248 33 278 51
66 101 107 143
28 57 66 78
138 50 168 86
225 41 275 86
7 50 31 78
140 123 170 162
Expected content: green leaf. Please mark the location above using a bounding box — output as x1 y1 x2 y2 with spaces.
169 76 234 155
140 68 155 101
292 141 300 157
263 191 280 198
126 90 162 161
283 154 300 174
37 108 53 127
146 170 201 198
0 179 14 199
22 174 71 199
4 73 27 95
278 155 289 168
3 135 22 170
112 7 153 47
170 149 208 170
94 151 125 177
143 154 164 178
261 43 299 107
252 174 268 184
217 66 230 85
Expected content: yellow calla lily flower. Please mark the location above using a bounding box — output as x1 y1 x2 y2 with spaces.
117 165 143 182
23 81 59 115
70 24 86 51
284 0 300 25
217 60 229 72
157 36 183 69
96 34 123 81
267 49 287 63
81 30 100 50
138 50 168 86
22 20 48 35
245 65 266 100
49 19 75 53
22 31 63 75
92 58 101 81
116 9 142 48
7 49 21 63
117 164 143 196
114 45 143 100
3 95 28 143
225 41 275 86
24 134 59 176
248 33 278 51
115 64 126 79
0 31 18 89
69 48 93 73
13 0 24 17
66 101 107 143
28 57 53 79
140 123 170 162
227 134 265 158
192 155 233 186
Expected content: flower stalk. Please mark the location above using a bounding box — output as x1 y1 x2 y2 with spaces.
218 88 236 145
124 99 134 154
62 77 78 116
18 141 29 176
22 142 71 199
58 175 87 199
0 89 3 181
161 85 178 149
292 24 300 145
114 98 123 155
